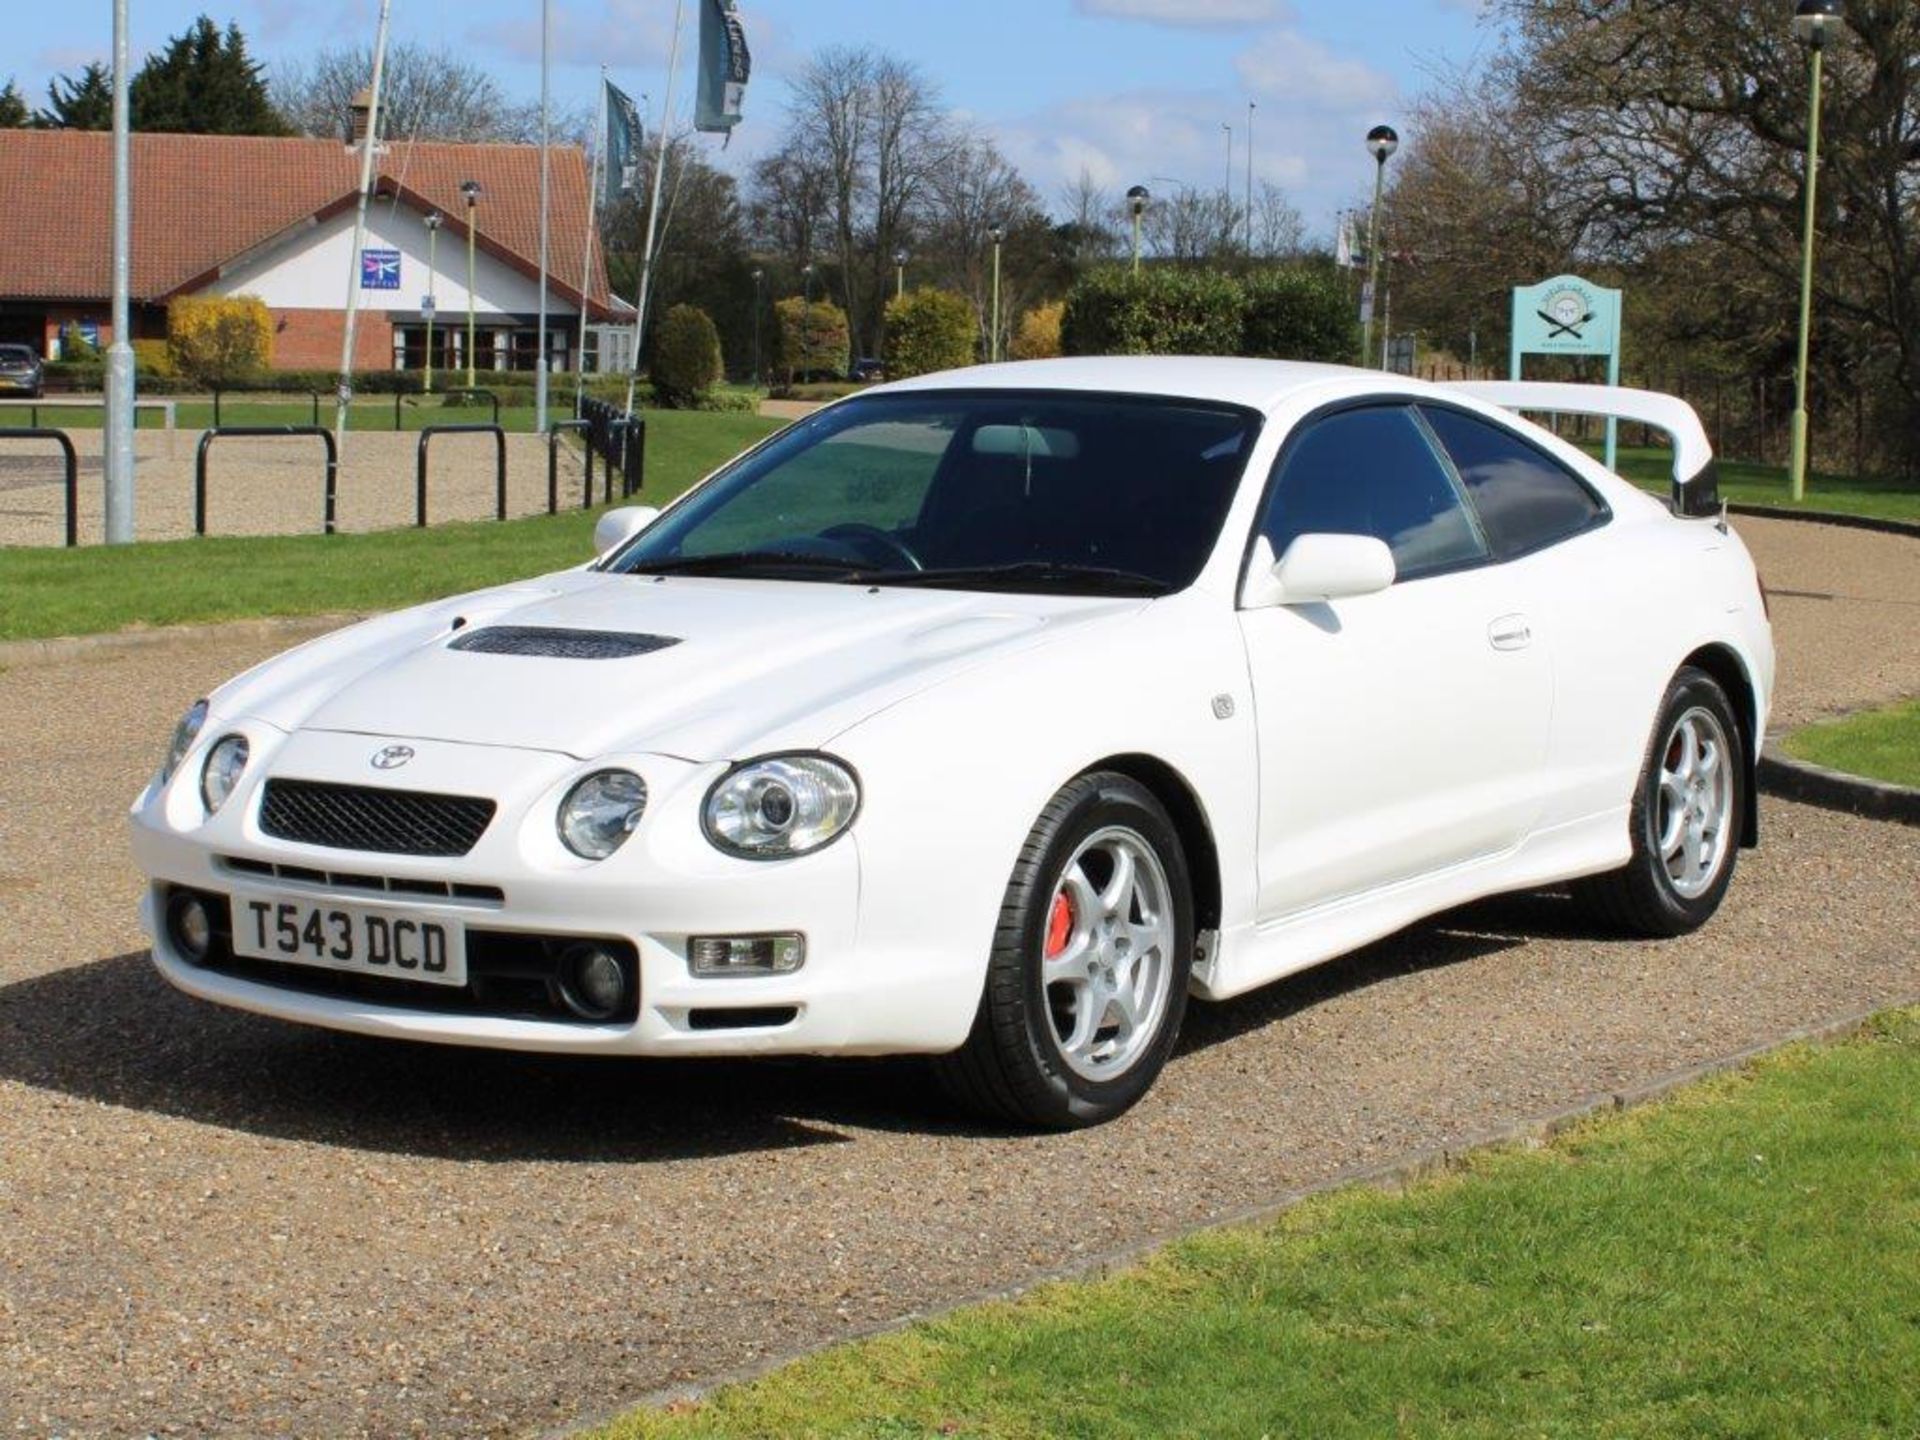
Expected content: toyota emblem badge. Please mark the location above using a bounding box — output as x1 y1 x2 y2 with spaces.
371 744 416 770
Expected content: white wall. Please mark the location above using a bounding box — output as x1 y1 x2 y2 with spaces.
203 206 577 318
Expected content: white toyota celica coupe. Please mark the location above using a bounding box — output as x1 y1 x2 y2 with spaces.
133 358 1774 1128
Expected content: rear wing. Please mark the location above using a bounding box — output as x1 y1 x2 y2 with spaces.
1443 381 1720 518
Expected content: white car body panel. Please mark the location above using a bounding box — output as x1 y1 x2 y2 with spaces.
131 357 1775 1056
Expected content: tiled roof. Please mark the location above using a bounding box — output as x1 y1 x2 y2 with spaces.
0 130 614 317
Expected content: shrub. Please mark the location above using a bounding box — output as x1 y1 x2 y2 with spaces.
1242 265 1358 364
883 288 977 380
131 338 178 381
651 304 725 408
1060 268 1245 358
1009 301 1065 362
774 296 851 383
166 295 273 389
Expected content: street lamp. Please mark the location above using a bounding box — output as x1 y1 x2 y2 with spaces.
460 179 482 388
800 261 815 383
1361 124 1398 368
1127 185 1150 275
1221 122 1233 199
1789 0 1843 501
987 223 1005 363
894 247 910 300
751 268 764 386
422 211 443 395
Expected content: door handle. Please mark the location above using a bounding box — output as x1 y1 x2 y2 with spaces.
1488 614 1533 651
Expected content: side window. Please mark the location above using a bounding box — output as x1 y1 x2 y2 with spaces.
1420 406 1608 560
1259 406 1488 583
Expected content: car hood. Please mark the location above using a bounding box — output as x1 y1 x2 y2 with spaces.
226 569 1145 762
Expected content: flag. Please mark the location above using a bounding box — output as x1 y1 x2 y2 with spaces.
1335 211 1354 269
696 0 751 138
604 80 643 206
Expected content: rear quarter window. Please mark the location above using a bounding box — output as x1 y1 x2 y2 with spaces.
1419 405 1608 560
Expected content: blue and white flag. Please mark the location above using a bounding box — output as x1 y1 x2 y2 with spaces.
696 0 751 139
604 80 643 206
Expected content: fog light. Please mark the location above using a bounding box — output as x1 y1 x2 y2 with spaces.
688 933 806 978
167 892 213 964
557 943 629 1021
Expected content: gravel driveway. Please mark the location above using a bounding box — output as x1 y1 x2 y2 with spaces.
0 516 1915 1438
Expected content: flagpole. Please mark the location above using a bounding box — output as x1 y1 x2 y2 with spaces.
624 0 686 416
535 0 552 435
333 0 393 455
576 67 607 419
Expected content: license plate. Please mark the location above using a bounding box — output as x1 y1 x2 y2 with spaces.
229 889 467 987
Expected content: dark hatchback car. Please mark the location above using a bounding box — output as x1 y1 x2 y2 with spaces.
0 344 44 398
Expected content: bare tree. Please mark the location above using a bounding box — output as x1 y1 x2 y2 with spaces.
1251 181 1306 261
273 42 542 143
1056 168 1121 267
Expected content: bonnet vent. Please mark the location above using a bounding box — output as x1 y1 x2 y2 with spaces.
447 627 681 660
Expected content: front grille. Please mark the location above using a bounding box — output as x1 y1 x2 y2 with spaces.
447 626 680 660
259 780 496 857
218 856 504 905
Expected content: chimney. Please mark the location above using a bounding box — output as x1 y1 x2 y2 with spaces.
349 87 375 147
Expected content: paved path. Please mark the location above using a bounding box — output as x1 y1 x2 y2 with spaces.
0 516 1915 1437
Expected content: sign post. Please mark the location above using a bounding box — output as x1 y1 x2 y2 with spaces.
1510 274 1624 471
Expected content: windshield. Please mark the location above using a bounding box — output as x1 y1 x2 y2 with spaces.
606 391 1261 595
0 346 35 364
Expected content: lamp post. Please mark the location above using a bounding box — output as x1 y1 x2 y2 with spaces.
422 211 443 395
1245 100 1256 254
800 262 814 383
894 247 910 300
1789 0 1843 502
1221 122 1233 199
751 268 764 386
460 179 482 388
1361 124 1398 368
1127 186 1150 275
987 223 1005 363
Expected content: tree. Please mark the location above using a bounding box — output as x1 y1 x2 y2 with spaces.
883 288 976 378
0 79 29 129
273 42 543 142
774 297 850 383
131 16 289 135
37 63 113 130
651 304 724 406
167 295 273 389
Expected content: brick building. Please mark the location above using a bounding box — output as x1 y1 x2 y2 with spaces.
0 121 620 375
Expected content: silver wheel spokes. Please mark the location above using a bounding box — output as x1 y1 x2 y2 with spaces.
1042 827 1174 1082
1656 706 1734 900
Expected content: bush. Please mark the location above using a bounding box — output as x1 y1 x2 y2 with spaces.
883 289 977 379
1242 266 1358 364
1061 268 1245 358
1009 301 1065 362
166 295 273 389
651 304 725 408
774 297 851 383
131 338 178 382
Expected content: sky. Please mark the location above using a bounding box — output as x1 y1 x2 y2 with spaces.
8 0 1500 237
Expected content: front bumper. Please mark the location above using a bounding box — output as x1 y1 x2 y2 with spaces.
131 727 984 1057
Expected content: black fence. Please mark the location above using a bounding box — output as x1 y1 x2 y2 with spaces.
416 424 508 527
578 397 645 500
195 426 339 537
0 428 79 546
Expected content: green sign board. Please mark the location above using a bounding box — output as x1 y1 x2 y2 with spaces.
1510 274 1624 468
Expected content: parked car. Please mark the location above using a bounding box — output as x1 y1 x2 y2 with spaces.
850 357 886 383
132 357 1773 1128
0 344 44 398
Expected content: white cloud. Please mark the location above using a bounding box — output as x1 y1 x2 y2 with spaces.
1074 0 1293 27
1236 29 1399 110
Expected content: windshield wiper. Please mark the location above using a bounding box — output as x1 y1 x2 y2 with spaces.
625 550 871 580
874 562 1173 596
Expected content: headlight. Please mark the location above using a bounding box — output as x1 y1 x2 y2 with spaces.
200 735 250 813
162 700 209 782
558 769 649 860
703 754 859 859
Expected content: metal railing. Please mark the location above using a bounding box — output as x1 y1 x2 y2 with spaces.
547 420 593 514
0 429 79 546
416 424 508 527
194 426 339 537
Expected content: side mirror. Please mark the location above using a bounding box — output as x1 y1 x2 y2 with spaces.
1242 533 1396 609
593 505 660 556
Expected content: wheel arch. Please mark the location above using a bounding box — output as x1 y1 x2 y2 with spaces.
1679 642 1760 848
1076 753 1222 931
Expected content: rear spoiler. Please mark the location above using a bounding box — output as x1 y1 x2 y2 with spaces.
1443 381 1720 518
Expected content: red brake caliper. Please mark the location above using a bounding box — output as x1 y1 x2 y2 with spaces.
1044 890 1074 958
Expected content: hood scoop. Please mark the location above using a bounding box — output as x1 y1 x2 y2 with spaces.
447 626 681 660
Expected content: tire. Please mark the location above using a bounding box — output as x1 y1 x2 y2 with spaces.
1573 666 1745 937
933 772 1195 1129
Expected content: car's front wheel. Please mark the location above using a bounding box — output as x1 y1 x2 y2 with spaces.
1574 666 1745 937
934 772 1194 1129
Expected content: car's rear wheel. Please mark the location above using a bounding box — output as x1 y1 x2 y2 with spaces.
1573 666 1744 937
934 772 1194 1129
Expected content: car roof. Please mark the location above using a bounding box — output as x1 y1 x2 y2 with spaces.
873 355 1381 415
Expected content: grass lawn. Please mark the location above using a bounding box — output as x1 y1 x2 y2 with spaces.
1784 698 1920 789
1602 445 1920 523
599 1011 1920 1440
0 409 784 642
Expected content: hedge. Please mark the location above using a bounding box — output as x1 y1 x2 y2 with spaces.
651 304 725 407
1009 301 1064 362
1060 264 1359 365
883 288 977 380
1242 266 1358 365
774 296 851 383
